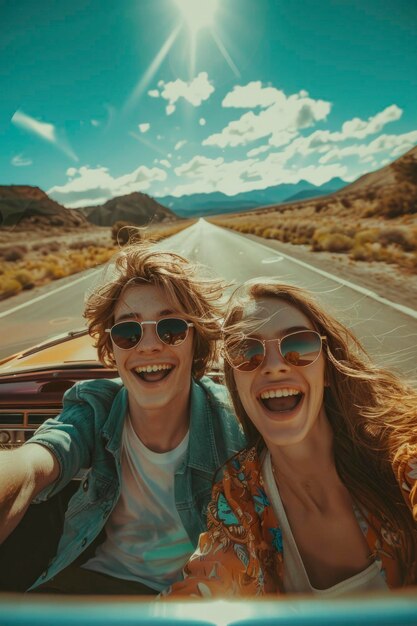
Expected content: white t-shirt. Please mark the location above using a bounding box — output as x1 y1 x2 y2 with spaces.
83 415 194 591
262 452 388 596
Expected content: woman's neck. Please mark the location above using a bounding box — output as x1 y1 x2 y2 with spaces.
268 415 336 483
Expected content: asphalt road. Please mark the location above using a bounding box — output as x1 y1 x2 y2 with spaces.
1 219 416 377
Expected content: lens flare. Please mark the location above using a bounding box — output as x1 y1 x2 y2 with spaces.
174 0 219 33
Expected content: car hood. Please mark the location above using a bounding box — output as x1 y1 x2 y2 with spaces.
0 330 105 375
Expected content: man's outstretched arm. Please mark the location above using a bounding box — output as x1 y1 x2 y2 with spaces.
0 444 59 544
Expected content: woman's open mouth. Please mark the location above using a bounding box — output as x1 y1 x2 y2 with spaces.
259 388 303 413
133 364 174 383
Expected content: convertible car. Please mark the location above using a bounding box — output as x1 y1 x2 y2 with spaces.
0 329 119 592
1 332 417 626
0 328 118 449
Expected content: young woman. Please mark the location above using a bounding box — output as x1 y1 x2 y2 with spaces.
165 280 417 597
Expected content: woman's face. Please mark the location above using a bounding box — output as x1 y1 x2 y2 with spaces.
232 297 327 449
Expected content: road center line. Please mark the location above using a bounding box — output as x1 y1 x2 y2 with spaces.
0 269 102 319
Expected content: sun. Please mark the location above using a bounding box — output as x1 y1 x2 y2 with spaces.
174 0 219 34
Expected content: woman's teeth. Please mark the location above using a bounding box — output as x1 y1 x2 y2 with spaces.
259 388 302 412
260 388 300 399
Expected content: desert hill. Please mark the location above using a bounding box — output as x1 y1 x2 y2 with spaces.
78 192 178 226
341 145 417 194
0 186 87 229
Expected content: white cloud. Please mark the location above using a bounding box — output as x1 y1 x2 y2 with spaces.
318 130 417 164
203 84 331 148
159 159 171 168
199 118 206 126
148 89 160 98
138 123 150 133
48 164 167 208
246 145 271 157
174 140 187 151
340 105 402 139
158 72 215 115
222 81 284 109
11 154 32 167
91 119 100 127
11 109 78 161
170 152 346 196
12 109 56 142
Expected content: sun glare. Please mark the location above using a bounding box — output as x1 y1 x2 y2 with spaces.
174 0 219 33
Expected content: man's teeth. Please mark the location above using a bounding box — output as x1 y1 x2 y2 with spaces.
260 388 300 399
134 364 173 374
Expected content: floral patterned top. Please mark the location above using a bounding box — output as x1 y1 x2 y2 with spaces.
165 445 417 597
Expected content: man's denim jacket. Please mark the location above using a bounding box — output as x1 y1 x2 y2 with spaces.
26 376 246 590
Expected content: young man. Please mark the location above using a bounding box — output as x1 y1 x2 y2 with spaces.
0 243 245 594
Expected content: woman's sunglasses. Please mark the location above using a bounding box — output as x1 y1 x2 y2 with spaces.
224 330 325 372
106 318 194 350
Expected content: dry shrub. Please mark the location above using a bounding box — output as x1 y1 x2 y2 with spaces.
377 226 416 252
111 221 143 245
321 233 354 253
13 270 35 290
1 246 28 262
354 229 379 246
0 277 22 299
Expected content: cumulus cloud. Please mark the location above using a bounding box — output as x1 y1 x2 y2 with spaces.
318 129 417 164
199 118 206 126
148 89 160 98
48 164 167 208
157 72 214 115
11 154 32 167
174 140 187 151
138 123 150 133
246 145 271 157
159 159 171 168
170 152 346 196
11 109 78 161
203 84 331 148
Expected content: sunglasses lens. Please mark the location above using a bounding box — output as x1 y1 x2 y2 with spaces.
157 318 189 345
111 321 142 349
281 331 322 366
227 338 265 371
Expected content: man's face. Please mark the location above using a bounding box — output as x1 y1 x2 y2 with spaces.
111 283 194 421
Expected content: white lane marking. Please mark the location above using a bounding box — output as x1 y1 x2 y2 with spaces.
262 256 284 264
248 236 417 320
0 269 102 319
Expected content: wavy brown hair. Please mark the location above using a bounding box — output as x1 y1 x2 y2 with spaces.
223 279 417 584
84 242 227 378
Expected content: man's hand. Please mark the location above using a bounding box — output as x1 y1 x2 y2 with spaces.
0 444 59 544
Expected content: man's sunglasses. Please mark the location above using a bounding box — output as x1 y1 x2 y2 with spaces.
106 318 194 350
224 330 325 372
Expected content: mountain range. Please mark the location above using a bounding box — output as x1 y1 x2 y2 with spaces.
156 178 347 217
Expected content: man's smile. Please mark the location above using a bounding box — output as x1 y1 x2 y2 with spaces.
132 363 174 383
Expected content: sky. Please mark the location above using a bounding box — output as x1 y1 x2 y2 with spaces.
1 0 417 208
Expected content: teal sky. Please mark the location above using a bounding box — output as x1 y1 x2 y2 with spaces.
1 0 417 207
